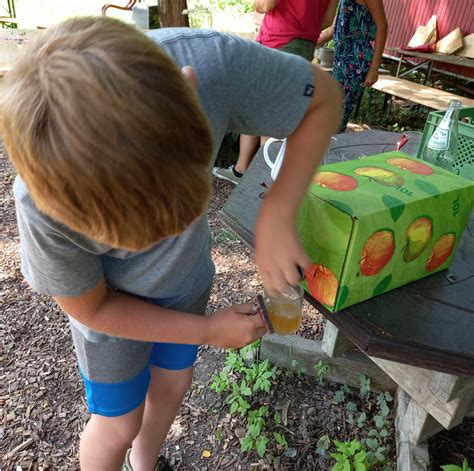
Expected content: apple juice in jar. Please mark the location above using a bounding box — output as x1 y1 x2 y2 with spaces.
264 286 304 335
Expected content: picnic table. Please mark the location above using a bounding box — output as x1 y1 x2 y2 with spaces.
219 130 474 470
387 46 474 82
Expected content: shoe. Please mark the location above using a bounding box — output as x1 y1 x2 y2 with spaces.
122 448 173 471
212 165 242 184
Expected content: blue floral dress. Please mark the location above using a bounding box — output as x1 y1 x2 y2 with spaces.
333 0 376 131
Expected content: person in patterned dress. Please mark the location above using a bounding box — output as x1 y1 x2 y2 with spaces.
318 0 387 131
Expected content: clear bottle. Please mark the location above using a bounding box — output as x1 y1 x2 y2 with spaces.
423 99 462 172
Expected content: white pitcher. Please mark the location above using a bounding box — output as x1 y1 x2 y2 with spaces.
263 138 287 181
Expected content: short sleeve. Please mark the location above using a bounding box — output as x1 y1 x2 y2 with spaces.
223 35 315 138
14 179 103 297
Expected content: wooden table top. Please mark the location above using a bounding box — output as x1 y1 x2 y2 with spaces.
372 75 474 109
387 46 474 69
220 130 474 376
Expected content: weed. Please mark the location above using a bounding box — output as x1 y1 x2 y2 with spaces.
441 459 472 471
314 360 330 385
330 439 371 471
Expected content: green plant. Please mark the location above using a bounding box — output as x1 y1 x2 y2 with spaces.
316 434 331 456
210 367 231 394
441 459 472 471
359 373 371 399
210 342 286 459
290 358 307 377
241 406 269 457
334 383 350 403
214 227 240 246
314 360 330 385
227 380 252 415
330 439 372 471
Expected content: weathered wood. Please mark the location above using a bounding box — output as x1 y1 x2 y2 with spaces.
370 357 474 429
395 388 434 470
261 334 396 393
372 76 474 109
322 321 358 358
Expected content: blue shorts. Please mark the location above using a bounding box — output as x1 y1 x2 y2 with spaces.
69 286 211 417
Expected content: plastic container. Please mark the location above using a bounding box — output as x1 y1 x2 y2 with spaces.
417 107 474 180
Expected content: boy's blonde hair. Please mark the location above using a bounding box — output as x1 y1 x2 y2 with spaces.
0 16 213 250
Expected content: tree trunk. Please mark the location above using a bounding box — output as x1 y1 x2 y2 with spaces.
157 0 189 27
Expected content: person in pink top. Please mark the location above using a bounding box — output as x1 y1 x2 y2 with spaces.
213 0 337 184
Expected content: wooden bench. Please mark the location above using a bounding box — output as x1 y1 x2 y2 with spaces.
370 75 474 110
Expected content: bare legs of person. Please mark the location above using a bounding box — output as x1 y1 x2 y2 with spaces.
235 134 260 175
79 365 193 471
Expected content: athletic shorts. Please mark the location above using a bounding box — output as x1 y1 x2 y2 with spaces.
278 38 316 62
68 286 211 417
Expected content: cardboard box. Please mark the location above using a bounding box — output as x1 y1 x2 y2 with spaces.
297 151 474 312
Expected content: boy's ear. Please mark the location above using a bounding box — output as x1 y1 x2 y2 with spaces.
181 66 197 89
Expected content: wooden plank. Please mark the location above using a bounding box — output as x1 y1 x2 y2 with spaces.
369 357 474 429
372 76 474 109
260 334 396 392
458 33 474 59
396 388 444 445
321 321 358 358
436 28 464 54
395 388 436 470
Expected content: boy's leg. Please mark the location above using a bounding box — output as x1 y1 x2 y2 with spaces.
80 402 145 470
129 365 194 471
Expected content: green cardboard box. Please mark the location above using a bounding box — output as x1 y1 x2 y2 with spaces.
297 151 474 312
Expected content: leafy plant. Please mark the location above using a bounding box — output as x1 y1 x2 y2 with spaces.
210 367 231 394
358 373 371 399
210 342 286 459
241 406 269 457
273 431 289 450
330 439 371 471
314 360 330 385
227 380 252 416
334 383 350 404
316 434 331 456
441 459 472 471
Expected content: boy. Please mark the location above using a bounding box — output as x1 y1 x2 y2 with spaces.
0 16 340 470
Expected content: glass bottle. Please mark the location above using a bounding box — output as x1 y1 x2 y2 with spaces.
423 99 462 172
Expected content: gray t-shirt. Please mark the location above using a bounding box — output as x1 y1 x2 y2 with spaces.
14 29 315 303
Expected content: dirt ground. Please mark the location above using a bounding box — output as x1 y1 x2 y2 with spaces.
1 142 472 470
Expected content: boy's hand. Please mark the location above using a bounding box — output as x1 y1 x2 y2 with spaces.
205 303 268 348
254 203 310 295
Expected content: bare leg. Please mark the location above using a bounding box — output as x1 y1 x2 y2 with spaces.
129 366 193 471
79 403 144 471
260 136 269 146
235 134 260 174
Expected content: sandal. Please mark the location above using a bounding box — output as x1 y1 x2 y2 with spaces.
122 448 173 471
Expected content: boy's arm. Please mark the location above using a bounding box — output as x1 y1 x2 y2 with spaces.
254 64 341 294
254 0 277 14
364 0 388 87
54 278 266 348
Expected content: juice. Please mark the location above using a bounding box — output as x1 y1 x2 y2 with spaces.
267 301 302 334
264 286 304 335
